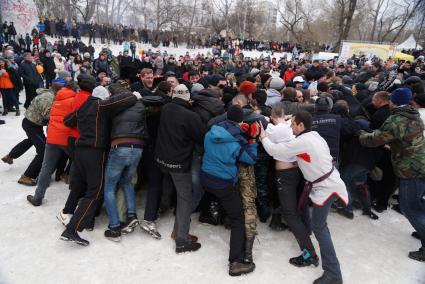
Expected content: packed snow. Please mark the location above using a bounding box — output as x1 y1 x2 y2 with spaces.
0 40 424 284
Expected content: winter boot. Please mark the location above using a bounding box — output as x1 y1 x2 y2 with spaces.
60 228 89 246
121 213 139 234
289 249 319 267
56 210 72 226
140 220 161 239
104 227 121 242
16 109 20 116
269 213 288 231
171 229 198 243
26 195 42 207
1 154 13 164
228 261 255 276
408 247 425 262
244 236 255 263
199 200 221 225
357 184 378 220
18 175 36 186
336 207 354 219
175 242 201 254
313 273 343 284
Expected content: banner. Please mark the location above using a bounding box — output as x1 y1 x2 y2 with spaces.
339 41 397 62
1 0 39 36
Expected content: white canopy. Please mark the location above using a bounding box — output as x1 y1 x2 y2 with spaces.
397 34 423 51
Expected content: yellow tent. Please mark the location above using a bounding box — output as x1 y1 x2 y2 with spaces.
393 52 414 62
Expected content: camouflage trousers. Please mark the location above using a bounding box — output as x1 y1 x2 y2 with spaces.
237 164 257 237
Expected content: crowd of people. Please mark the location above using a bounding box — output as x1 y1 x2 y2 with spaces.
1 21 425 284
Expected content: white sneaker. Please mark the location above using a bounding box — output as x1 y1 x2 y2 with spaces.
56 211 72 226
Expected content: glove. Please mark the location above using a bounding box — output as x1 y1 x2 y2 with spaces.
133 91 142 100
248 122 260 138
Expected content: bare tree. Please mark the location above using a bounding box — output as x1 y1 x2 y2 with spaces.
367 0 386 41
277 0 312 43
335 0 358 48
212 0 233 36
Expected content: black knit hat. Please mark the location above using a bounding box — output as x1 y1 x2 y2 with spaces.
227 105 244 123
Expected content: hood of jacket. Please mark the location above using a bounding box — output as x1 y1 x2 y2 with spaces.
209 120 245 144
392 105 421 121
266 88 282 99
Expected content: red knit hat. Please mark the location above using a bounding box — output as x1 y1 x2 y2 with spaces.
239 81 257 96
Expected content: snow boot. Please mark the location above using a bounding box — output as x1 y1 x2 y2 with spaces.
269 213 288 231
229 261 255 276
18 175 36 186
26 195 42 207
60 228 89 246
171 230 198 243
289 249 319 267
244 236 255 263
199 200 221 225
313 273 343 284
408 247 425 262
140 220 161 239
104 227 121 242
1 154 13 164
175 242 201 254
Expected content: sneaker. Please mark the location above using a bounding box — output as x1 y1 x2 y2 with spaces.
60 229 89 246
289 250 319 267
313 274 343 284
26 195 42 206
140 220 161 239
408 247 425 262
1 154 13 165
121 214 139 234
228 261 255 276
18 175 36 186
362 209 379 220
56 211 72 226
175 242 201 254
105 227 121 242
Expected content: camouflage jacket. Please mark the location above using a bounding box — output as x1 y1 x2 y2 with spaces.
24 88 55 126
359 105 425 179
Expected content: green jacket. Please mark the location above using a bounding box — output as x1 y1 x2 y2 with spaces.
359 105 425 179
24 88 55 126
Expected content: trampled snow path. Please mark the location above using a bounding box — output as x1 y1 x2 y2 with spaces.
0 114 424 284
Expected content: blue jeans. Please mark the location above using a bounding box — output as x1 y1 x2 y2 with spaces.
104 147 143 228
191 152 204 211
312 196 342 280
399 178 425 248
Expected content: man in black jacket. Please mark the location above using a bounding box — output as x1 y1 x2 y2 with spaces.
155 84 205 253
60 76 142 246
19 53 42 108
40 50 56 89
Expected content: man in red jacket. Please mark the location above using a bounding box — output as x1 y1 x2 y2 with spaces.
27 80 79 206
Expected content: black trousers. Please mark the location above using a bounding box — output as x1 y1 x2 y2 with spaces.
369 149 397 208
276 168 316 254
9 118 45 179
66 147 106 232
23 84 37 109
206 187 245 263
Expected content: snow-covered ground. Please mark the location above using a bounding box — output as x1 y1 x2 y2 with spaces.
0 113 424 284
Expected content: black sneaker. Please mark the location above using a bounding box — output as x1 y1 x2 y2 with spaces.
60 229 89 246
175 242 201 254
408 247 425 262
228 261 255 276
121 214 139 234
105 227 121 242
313 274 343 284
26 195 42 207
289 250 319 267
362 209 379 220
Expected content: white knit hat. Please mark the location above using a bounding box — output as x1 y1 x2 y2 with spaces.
92 86 110 100
172 84 190 101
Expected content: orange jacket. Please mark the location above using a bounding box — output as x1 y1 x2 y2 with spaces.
46 87 77 146
69 90 91 139
283 70 296 83
0 70 14 89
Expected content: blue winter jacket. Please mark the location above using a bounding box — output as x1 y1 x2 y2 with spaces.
201 120 257 190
